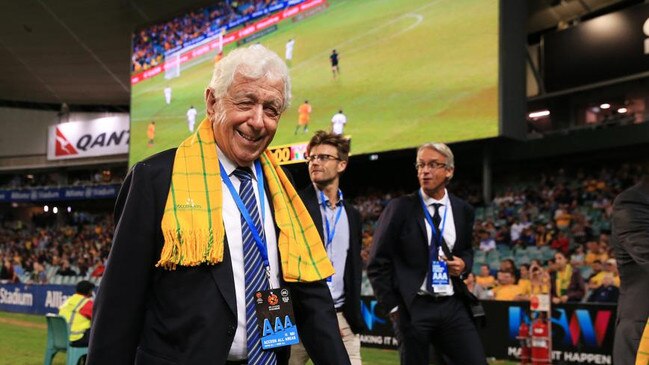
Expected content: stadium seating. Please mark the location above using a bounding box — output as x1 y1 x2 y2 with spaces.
43 314 88 365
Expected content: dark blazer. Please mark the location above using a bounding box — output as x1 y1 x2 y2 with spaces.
298 184 363 333
612 179 649 322
87 149 349 365
367 191 475 313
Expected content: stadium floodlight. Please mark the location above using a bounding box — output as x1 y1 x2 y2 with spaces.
53 207 58 214
44 205 49 212
67 206 72 213
164 27 225 80
600 103 611 109
617 107 628 113
528 110 550 119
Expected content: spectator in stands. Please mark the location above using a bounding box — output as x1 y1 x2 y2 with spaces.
90 256 106 278
500 258 519 280
550 231 570 255
31 261 47 284
478 229 496 252
476 264 496 289
493 270 523 301
554 204 572 229
517 264 532 298
57 258 77 276
534 224 552 247
518 226 536 247
58 280 95 347
602 258 621 287
465 273 492 300
0 258 19 283
529 263 551 295
587 274 619 303
587 259 604 289
585 240 609 265
551 251 585 304
570 244 585 268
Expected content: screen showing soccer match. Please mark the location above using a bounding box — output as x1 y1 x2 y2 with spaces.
129 0 499 166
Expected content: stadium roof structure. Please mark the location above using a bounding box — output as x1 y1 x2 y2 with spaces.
0 0 632 108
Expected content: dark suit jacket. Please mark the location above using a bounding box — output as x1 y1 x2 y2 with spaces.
87 149 349 365
612 179 649 322
298 184 363 333
367 191 475 313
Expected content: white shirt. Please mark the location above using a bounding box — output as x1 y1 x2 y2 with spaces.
331 113 346 135
285 39 295 60
187 107 197 122
219 148 281 361
164 87 172 97
418 188 456 296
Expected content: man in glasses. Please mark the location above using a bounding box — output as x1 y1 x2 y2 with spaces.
290 131 363 365
368 142 486 365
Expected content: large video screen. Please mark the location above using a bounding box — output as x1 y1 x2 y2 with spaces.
129 0 499 166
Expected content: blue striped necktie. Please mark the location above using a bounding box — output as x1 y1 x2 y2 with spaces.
233 167 277 365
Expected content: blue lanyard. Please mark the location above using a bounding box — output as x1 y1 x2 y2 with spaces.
319 189 344 249
219 160 269 270
418 190 447 256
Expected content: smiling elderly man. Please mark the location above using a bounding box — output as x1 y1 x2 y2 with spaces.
87 45 349 365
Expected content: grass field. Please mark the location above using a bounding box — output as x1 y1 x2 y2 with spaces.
129 0 498 166
0 310 518 365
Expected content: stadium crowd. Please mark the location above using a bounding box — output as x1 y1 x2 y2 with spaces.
1 162 643 306
131 0 284 72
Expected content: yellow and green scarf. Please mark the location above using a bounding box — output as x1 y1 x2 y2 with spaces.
637 317 649 365
555 264 573 297
157 118 334 282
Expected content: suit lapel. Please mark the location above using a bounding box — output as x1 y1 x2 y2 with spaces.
304 185 325 242
413 193 429 247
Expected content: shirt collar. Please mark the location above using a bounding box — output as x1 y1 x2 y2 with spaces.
316 186 343 208
217 146 258 181
420 188 449 206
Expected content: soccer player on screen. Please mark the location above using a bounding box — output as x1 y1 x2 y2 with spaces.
295 100 312 135
187 105 197 133
147 121 156 147
330 50 339 79
164 86 172 104
285 39 295 66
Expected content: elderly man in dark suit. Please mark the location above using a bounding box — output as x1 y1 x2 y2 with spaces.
368 142 486 365
87 45 349 365
289 131 363 365
611 176 649 365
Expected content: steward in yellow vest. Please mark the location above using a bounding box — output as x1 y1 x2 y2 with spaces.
58 280 95 347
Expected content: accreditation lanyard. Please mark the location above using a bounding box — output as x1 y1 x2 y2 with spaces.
418 191 447 259
319 189 344 250
220 160 270 276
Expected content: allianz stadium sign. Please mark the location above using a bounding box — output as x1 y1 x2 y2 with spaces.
47 115 129 160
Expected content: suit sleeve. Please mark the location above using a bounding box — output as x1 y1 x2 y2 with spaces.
367 199 402 312
290 280 351 365
613 190 649 265
459 203 475 275
87 164 158 364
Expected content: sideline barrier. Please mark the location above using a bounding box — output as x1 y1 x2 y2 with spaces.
0 284 76 315
359 296 616 365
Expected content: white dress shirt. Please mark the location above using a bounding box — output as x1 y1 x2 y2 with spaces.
418 188 456 296
218 148 281 361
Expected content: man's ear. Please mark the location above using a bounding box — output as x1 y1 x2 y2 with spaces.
205 88 218 119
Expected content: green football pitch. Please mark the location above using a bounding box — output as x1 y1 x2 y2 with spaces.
129 0 498 166
0 311 516 365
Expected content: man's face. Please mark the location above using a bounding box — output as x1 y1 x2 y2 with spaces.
206 73 284 166
480 265 490 277
308 144 347 187
497 272 513 285
554 253 567 269
416 148 453 196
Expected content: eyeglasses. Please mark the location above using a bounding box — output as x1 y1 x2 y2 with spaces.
305 154 341 163
415 161 447 170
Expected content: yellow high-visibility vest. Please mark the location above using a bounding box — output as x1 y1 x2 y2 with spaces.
58 293 91 342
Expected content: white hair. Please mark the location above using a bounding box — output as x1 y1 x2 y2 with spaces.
207 44 291 111
417 142 455 169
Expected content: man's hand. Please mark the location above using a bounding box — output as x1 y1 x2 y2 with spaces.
443 256 466 277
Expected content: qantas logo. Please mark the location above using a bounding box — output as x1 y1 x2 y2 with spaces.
509 306 612 348
361 299 386 331
55 128 78 156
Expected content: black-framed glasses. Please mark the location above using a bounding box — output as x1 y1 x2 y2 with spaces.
305 154 341 163
415 161 447 170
